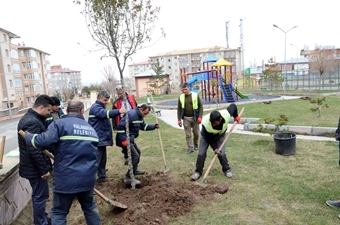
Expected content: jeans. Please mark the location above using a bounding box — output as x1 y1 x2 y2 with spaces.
28 177 49 225
183 116 200 150
125 143 141 178
195 134 231 175
51 189 100 225
96 146 107 181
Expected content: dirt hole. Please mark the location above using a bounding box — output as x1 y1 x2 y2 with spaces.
95 172 229 225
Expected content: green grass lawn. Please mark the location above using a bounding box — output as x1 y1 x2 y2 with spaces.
100 114 340 224
238 96 340 128
100 92 340 224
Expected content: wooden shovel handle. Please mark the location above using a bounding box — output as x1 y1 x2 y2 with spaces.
94 188 109 201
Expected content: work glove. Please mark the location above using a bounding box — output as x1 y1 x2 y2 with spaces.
234 115 241 123
197 117 202 124
214 149 221 156
154 123 160 129
122 140 127 147
178 120 182 127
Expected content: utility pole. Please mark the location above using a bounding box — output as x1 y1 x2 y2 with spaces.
225 21 230 48
240 18 245 87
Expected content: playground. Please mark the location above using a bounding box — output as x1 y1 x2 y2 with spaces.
179 55 249 104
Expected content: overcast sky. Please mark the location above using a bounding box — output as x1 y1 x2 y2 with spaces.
1 0 339 86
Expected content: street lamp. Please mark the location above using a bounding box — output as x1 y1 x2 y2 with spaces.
0 35 20 118
273 24 298 93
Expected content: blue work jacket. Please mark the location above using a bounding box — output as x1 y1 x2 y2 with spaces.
25 114 99 194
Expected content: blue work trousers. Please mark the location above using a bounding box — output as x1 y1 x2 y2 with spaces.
125 143 141 178
51 189 100 225
28 177 49 225
96 146 107 182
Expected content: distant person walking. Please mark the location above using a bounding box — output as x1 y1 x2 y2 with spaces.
88 90 127 183
191 104 241 181
17 94 55 225
177 82 203 154
112 85 137 165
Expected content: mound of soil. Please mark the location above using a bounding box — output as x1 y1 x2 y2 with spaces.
12 172 229 225
96 172 229 225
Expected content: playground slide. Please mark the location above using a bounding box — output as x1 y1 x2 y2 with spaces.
232 86 248 99
188 76 199 93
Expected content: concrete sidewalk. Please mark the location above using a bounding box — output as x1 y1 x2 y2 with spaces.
155 109 336 142
0 112 25 122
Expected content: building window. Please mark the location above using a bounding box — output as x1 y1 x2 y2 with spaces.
168 66 171 69
11 49 18 59
12 64 20 73
32 61 38 68
26 50 37 57
168 59 171 62
21 50 24 56
25 86 29 91
26 97 30 103
5 49 9 57
3 34 7 42
22 62 26 68
7 64 11 72
14 78 22 87
9 79 13 87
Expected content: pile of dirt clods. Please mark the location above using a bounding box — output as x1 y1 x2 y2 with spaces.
96 172 229 225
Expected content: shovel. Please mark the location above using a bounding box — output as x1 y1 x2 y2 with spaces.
42 150 128 209
94 188 127 209
149 92 169 172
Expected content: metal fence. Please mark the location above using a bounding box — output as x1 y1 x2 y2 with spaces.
260 68 340 91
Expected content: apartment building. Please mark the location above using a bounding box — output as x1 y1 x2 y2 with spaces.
0 27 52 113
18 44 51 108
128 46 242 93
0 28 19 113
48 65 82 100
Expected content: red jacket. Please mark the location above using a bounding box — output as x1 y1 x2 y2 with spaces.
112 93 137 129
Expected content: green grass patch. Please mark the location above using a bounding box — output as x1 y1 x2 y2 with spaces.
240 96 340 127
97 114 340 224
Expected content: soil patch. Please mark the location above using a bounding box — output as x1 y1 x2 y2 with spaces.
96 172 228 225
12 172 228 225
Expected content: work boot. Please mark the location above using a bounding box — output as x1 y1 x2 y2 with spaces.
134 169 145 175
225 169 232 178
191 172 201 181
194 144 199 151
124 177 141 185
326 200 340 208
185 149 194 154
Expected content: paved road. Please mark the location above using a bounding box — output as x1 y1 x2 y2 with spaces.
0 117 21 155
0 104 90 156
